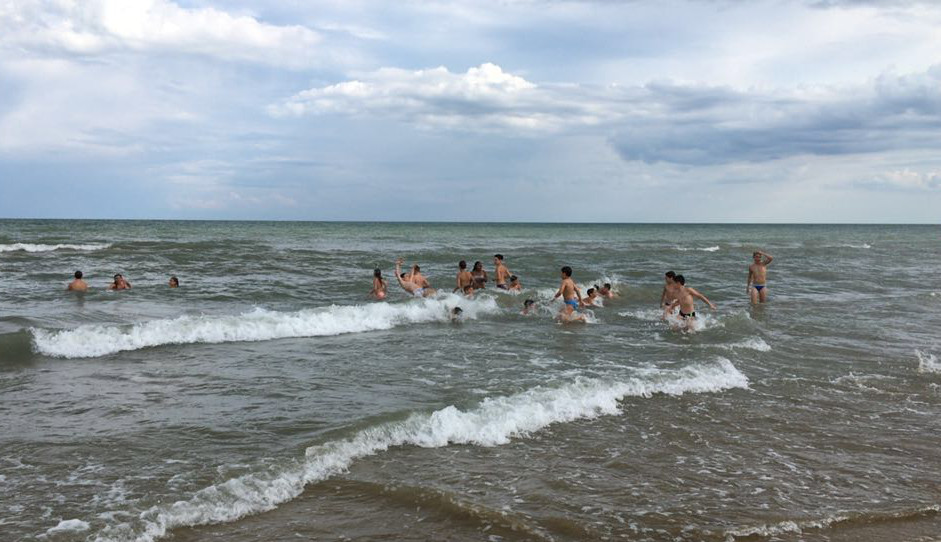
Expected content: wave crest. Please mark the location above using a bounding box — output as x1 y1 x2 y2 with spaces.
0 243 111 252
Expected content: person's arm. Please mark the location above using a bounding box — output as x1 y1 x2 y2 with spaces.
747 267 753 290
663 300 679 319
761 251 773 266
552 283 563 300
575 285 583 303
454 273 462 293
395 259 406 287
660 286 667 305
689 288 716 310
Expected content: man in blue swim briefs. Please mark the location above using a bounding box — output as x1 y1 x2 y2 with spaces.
553 266 586 323
747 250 774 304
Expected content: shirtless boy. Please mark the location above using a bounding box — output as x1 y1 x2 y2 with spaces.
747 250 774 304
493 254 513 289
659 271 678 308
598 283 616 299
553 266 586 323
109 274 131 290
662 275 716 330
454 260 475 295
508 275 522 291
67 270 88 292
396 259 436 297
581 288 599 308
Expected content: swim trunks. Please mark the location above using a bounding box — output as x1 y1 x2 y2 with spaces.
679 310 696 319
413 288 425 297
497 284 508 290
564 298 579 309
753 284 765 291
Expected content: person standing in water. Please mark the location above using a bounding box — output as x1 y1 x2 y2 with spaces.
67 270 88 292
747 250 774 304
370 269 387 300
471 261 488 290
454 260 475 296
493 254 513 289
553 266 586 323
662 275 716 331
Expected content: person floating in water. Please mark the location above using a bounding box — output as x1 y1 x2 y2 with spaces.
553 266 586 323
747 250 773 304
454 260 475 296
662 274 716 331
471 261 488 290
67 270 88 292
493 254 513 289
109 274 131 290
508 275 522 291
370 268 387 300
660 271 678 308
169 276 180 288
581 287 599 308
598 283 616 299
395 259 435 298
450 306 463 322
521 299 536 315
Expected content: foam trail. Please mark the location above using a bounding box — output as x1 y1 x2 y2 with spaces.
0 243 111 252
712 338 771 352
916 349 940 374
98 359 747 542
675 245 720 252
32 295 500 359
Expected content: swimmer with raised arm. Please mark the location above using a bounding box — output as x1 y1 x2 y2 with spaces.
67 270 88 292
493 254 513 289
395 259 435 298
109 274 131 290
370 268 387 300
747 250 773 304
662 274 716 331
553 266 586 323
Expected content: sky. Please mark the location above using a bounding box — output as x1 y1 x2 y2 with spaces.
0 0 939 222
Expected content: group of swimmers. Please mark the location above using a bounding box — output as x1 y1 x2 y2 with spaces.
367 251 773 329
67 270 179 291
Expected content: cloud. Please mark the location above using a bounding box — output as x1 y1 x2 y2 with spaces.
856 168 941 191
0 0 322 68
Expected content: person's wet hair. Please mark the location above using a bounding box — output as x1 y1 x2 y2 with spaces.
473 261 483 270
561 266 572 277
587 288 595 296
510 275 518 282
413 265 420 272
494 254 504 260
114 274 120 280
459 260 467 269
374 268 382 278
170 276 179 286
604 283 611 289
400 273 407 279
74 270 83 279
753 251 761 258
665 271 676 279
675 274 686 285
524 299 535 307
452 307 463 314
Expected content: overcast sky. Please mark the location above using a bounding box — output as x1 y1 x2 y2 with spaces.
1 0 939 222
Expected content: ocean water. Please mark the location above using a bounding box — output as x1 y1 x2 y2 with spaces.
1 220 939 542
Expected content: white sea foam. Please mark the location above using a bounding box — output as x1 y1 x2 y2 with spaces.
839 243 871 249
916 349 941 374
32 295 501 359
675 245 720 252
0 243 111 253
47 519 90 534
97 359 747 542
712 338 771 352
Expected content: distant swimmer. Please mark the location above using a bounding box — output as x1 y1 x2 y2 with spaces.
169 276 180 288
454 260 475 296
747 250 774 304
553 266 586 323
508 275 522 291
493 254 513 289
599 283 616 299
660 271 678 308
471 261 488 290
581 287 600 308
451 306 463 322
521 299 536 315
395 259 436 298
67 270 88 292
109 274 131 290
662 274 716 330
370 268 387 300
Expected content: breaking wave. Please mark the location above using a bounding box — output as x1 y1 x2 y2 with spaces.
916 349 940 374
96 358 748 542
0 243 111 253
674 245 720 252
31 295 500 359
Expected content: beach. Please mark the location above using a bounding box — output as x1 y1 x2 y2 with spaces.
1 220 940 541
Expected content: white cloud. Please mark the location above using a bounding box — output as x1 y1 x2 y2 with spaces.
859 168 941 191
0 0 322 68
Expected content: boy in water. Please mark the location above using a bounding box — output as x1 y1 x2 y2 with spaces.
598 283 616 299
553 266 586 323
450 307 463 322
454 260 474 295
67 270 88 292
508 275 522 291
747 250 774 304
521 299 536 315
581 287 600 307
660 271 678 308
493 254 513 289
395 259 436 297
662 275 716 331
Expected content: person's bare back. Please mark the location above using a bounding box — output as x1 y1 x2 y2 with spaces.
67 270 88 292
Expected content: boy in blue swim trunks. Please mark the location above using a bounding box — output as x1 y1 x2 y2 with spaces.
747 250 773 304
553 266 586 323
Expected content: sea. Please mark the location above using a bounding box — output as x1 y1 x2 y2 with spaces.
1 220 939 542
